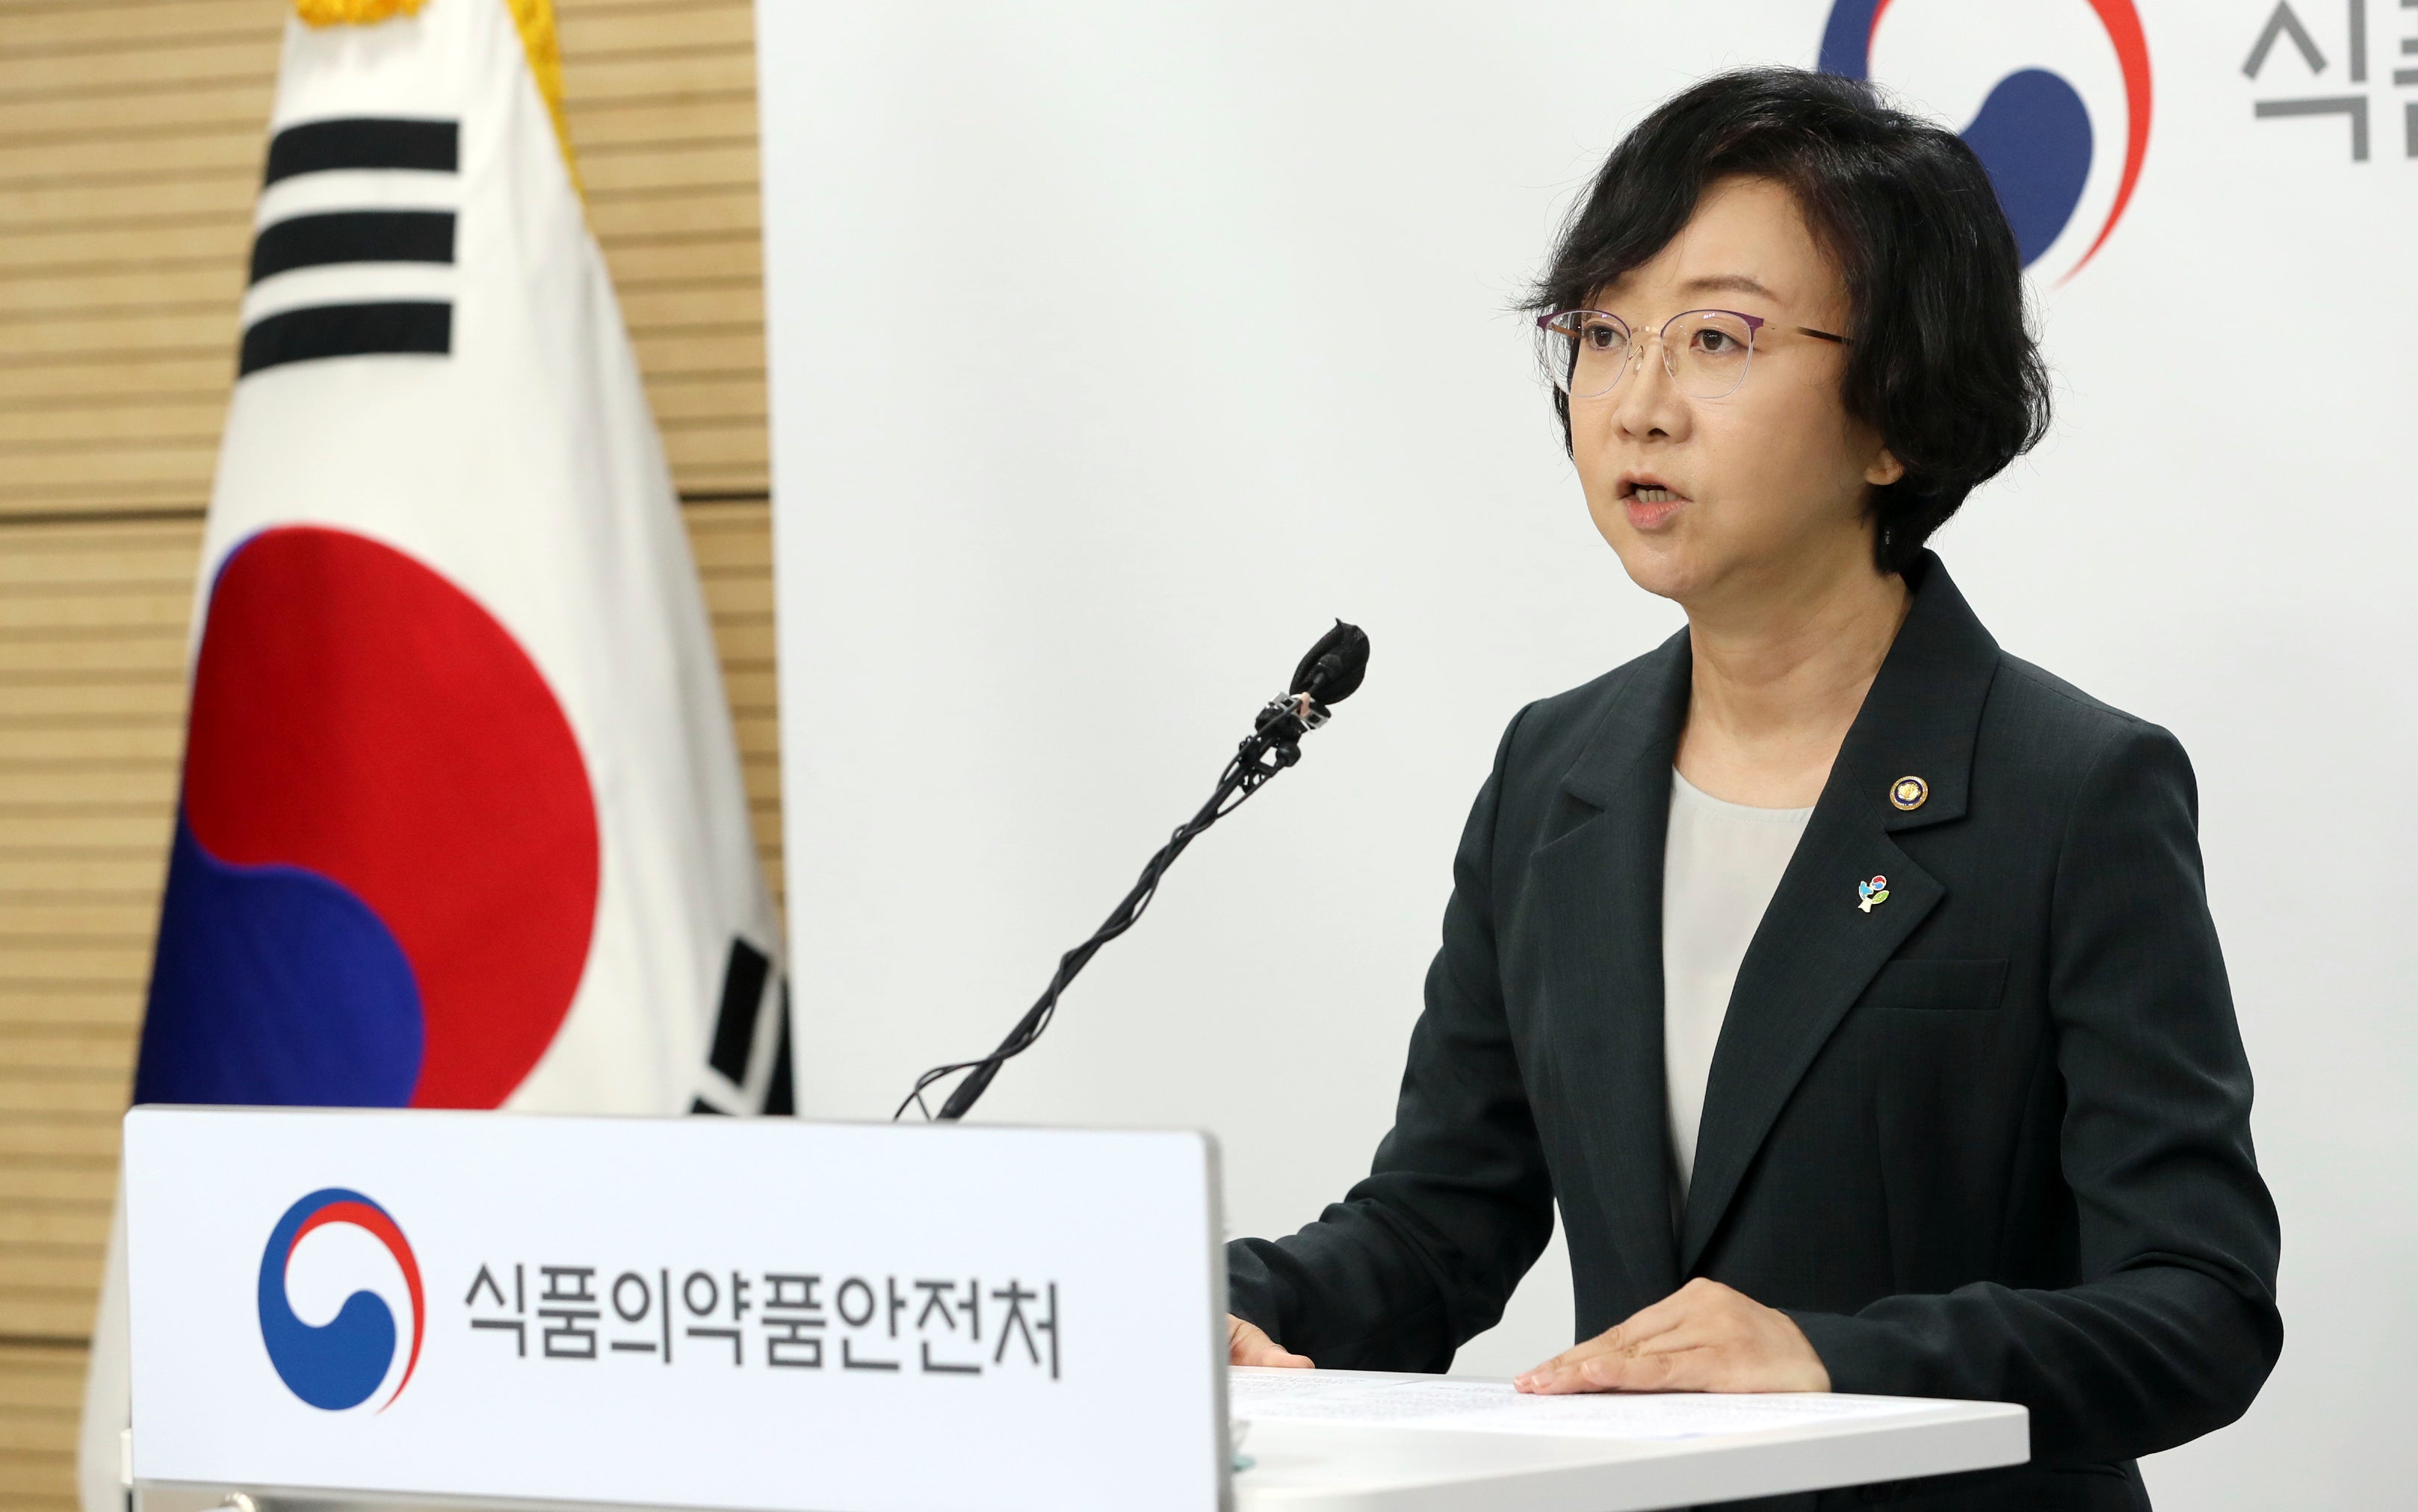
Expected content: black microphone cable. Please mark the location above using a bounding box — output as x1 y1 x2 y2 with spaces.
894 620 1370 1124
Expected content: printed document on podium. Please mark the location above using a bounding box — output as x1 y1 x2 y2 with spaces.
1231 1369 1944 1441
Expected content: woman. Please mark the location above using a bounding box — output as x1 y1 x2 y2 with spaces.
1223 69 2281 1511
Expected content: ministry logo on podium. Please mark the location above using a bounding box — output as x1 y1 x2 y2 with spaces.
1819 0 2153 280
257 1189 426 1412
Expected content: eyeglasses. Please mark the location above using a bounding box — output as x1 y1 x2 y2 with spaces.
1536 308 1849 402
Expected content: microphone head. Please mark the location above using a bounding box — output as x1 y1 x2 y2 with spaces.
1290 619 1370 706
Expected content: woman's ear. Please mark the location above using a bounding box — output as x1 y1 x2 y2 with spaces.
1865 447 1907 488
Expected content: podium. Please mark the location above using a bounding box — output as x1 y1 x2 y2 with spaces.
1225 1369 2023 1509
123 1108 2026 1512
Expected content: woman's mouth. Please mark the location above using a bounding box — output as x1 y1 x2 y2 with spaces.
1622 482 1688 531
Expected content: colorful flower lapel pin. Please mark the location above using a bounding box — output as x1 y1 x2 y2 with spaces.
1857 874 1890 913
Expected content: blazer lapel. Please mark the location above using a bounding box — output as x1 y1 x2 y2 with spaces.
1678 557 2001 1274
1528 630 1690 1304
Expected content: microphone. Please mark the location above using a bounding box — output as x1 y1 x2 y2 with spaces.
900 621 1370 1124
1292 619 1370 704
1237 619 1372 774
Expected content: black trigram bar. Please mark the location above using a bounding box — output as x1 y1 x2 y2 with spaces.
708 937 774 1084
249 210 457 284
263 117 459 184
238 301 451 376
761 982 794 1114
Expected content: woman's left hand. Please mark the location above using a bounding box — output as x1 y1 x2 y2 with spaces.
1514 1277 1831 1393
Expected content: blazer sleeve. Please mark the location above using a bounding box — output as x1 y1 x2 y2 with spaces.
1225 707 1556 1371
1788 721 2284 1466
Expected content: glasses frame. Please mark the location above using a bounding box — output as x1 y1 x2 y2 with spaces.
1536 307 1850 401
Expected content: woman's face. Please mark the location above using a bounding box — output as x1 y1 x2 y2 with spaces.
1569 175 1902 607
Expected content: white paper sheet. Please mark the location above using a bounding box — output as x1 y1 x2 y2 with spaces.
1229 1369 1944 1442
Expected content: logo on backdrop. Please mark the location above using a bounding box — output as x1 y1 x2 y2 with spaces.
1819 0 2153 278
259 1189 427 1411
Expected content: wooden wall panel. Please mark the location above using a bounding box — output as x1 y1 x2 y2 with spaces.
0 1 777 1502
0 1340 81 1511
0 515 188 1512
0 0 769 524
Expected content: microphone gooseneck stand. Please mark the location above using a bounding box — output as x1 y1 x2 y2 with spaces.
896 621 1369 1124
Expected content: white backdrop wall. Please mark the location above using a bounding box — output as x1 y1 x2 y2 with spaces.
756 3 2417 1504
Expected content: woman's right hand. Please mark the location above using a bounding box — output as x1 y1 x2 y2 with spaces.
1228 1314 1314 1368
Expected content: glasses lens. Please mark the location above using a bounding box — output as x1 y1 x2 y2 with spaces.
1667 311 1755 399
1543 312 1630 398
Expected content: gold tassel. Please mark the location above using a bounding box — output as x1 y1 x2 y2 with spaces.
285 0 583 199
504 0 584 196
294 0 428 25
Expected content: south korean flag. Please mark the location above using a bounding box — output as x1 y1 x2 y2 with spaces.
81 2 790 1502
160 0 791 1125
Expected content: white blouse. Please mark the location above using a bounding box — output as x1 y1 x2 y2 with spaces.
1660 768 1813 1203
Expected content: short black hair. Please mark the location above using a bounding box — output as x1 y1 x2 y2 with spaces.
1530 66 2050 574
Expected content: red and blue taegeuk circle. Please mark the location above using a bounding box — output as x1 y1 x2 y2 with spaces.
133 525 600 1110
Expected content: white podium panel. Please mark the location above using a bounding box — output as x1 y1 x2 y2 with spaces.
123 1108 2029 1512
122 1109 1227 1512
1227 1369 2029 1510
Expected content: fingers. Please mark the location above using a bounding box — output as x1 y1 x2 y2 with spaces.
1514 1279 1825 1395
1228 1314 1314 1369
1516 1279 1724 1391
1519 1324 1718 1393
1570 1335 1716 1392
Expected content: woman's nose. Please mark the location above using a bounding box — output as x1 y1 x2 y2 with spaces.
1614 333 1685 439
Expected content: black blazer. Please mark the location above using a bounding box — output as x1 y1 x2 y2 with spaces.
1228 557 2281 1511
